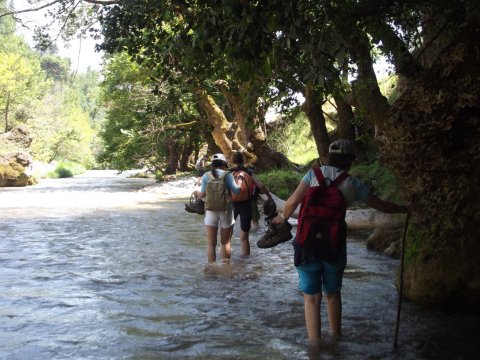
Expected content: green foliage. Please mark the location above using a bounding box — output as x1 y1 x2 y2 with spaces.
269 112 318 166
98 52 200 171
350 158 404 203
378 75 400 104
48 161 85 178
0 10 103 169
256 169 303 200
155 170 164 182
30 84 96 167
0 32 45 132
40 55 71 82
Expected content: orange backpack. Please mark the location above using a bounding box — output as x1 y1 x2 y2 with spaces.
231 170 254 202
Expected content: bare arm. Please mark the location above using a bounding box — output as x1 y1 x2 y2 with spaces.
194 190 206 199
251 173 272 198
365 192 407 213
272 181 310 223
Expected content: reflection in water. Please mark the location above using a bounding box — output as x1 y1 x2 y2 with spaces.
0 171 478 359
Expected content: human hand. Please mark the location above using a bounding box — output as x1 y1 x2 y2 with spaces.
271 213 286 224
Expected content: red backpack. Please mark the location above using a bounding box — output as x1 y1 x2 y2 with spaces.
295 167 349 260
231 169 254 202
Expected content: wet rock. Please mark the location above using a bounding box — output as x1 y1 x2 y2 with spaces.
366 228 402 258
384 239 401 259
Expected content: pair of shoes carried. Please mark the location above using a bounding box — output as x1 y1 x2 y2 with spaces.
185 193 205 215
256 218 293 249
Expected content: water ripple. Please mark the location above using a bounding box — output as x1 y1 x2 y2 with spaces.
0 171 478 359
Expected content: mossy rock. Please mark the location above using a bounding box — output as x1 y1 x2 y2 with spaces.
0 156 36 187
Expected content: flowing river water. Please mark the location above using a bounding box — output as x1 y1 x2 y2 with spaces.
0 171 478 360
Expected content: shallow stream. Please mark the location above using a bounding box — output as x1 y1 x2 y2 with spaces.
0 171 478 359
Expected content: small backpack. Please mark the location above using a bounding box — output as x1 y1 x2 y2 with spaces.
231 169 254 202
295 167 349 261
204 171 230 211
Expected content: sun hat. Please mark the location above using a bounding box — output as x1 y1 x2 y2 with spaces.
328 139 355 155
212 153 227 163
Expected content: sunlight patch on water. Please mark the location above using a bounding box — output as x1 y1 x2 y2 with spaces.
0 191 176 218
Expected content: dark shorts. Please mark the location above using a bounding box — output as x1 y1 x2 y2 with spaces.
233 200 252 232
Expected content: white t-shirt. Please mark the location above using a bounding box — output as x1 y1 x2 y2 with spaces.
301 166 371 207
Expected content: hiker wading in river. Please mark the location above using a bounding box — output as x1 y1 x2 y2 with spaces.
271 139 407 345
194 154 242 263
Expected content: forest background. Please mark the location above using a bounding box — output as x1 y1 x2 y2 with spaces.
0 0 399 197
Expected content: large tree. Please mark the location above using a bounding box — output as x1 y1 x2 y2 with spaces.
98 1 295 170
182 0 480 311
101 0 480 310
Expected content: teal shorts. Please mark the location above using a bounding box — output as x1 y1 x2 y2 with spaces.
296 259 347 295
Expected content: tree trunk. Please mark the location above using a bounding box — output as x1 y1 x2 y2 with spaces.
197 84 294 170
302 84 330 164
4 91 10 133
165 143 180 174
196 90 234 161
179 141 192 171
333 95 356 141
347 30 480 312
381 39 480 312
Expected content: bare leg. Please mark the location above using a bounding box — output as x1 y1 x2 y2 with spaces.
206 226 218 263
220 226 232 261
326 292 342 339
304 293 322 346
239 230 250 256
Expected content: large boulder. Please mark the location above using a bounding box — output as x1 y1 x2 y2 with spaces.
0 124 32 149
0 126 36 187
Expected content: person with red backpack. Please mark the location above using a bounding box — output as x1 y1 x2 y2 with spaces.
230 151 273 256
271 139 407 345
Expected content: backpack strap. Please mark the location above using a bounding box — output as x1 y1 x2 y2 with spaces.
313 167 326 187
331 171 350 188
219 170 230 180
313 167 349 188
208 170 230 180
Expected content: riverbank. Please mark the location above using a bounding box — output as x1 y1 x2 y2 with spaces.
138 174 197 198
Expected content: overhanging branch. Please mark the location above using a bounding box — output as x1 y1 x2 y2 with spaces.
0 0 119 19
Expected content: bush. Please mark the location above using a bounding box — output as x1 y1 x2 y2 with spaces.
48 162 86 178
350 158 404 203
256 169 303 200
155 169 164 182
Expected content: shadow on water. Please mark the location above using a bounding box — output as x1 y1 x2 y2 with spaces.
0 171 478 359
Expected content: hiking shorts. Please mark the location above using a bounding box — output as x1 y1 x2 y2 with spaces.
296 259 347 295
205 209 235 229
233 200 252 232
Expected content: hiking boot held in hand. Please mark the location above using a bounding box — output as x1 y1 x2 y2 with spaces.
256 221 293 248
185 196 205 215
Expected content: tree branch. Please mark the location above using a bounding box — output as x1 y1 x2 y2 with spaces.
0 0 118 19
82 0 119 4
0 0 62 19
366 21 420 77
346 32 391 130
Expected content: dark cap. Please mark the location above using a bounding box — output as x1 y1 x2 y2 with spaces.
328 139 355 155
